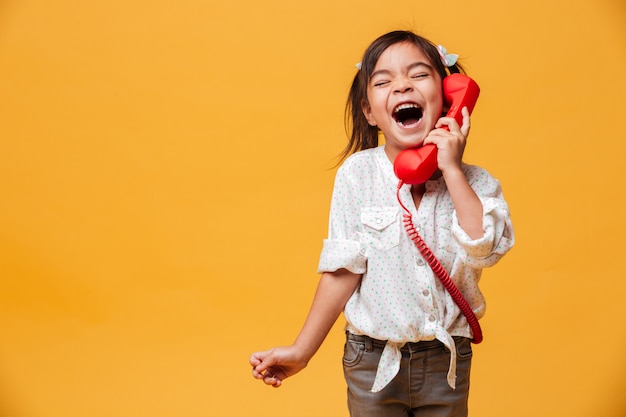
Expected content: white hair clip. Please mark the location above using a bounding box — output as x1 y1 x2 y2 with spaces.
437 45 458 68
355 62 362 70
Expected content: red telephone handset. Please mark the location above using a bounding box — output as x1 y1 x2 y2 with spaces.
393 74 481 185
393 74 484 343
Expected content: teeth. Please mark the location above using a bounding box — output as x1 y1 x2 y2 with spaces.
393 103 419 113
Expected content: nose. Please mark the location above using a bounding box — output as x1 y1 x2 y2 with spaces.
394 77 413 94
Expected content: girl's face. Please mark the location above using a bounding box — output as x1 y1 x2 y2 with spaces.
362 41 444 161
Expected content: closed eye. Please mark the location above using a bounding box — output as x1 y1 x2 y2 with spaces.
372 80 390 87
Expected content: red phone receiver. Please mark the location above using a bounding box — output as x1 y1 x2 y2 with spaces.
393 74 481 185
394 74 485 343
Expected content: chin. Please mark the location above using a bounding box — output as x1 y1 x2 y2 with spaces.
397 133 427 149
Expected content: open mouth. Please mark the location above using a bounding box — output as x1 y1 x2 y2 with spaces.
393 103 423 127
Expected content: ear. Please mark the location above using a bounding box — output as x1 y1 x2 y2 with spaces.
361 100 377 127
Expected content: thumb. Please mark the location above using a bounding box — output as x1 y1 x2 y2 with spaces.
460 106 471 137
250 350 274 374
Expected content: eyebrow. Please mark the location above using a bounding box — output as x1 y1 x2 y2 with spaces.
370 61 433 78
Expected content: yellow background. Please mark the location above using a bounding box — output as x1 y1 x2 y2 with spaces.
1 0 625 416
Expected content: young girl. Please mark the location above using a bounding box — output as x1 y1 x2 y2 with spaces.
250 30 514 417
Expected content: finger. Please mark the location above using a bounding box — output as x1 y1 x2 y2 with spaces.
250 353 266 375
250 349 275 369
252 366 265 380
434 117 450 130
249 353 261 367
263 372 282 387
252 366 266 379
270 373 283 387
435 118 463 137
460 106 471 137
251 359 273 379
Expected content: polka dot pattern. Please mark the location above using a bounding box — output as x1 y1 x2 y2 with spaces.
318 145 515 392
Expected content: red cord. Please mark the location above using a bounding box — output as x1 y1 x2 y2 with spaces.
396 181 483 344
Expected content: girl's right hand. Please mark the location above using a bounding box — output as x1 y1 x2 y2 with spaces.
250 269 362 388
425 106 471 175
250 345 308 388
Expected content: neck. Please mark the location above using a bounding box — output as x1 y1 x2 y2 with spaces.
411 183 426 208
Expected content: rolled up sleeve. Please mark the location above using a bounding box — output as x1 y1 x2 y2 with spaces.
317 162 367 275
451 168 515 268
317 238 367 274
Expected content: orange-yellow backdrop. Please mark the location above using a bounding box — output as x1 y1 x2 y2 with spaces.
1 0 625 416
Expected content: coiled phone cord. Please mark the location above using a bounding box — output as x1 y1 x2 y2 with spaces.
396 181 483 344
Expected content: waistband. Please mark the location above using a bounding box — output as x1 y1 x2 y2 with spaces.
346 331 467 353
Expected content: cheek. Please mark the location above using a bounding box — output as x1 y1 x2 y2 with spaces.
432 92 445 115
365 92 388 115
366 89 383 107
430 77 445 112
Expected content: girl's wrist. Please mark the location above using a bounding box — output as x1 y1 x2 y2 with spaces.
441 164 464 181
291 340 315 364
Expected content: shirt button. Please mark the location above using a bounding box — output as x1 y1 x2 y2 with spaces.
376 218 382 224
416 259 425 266
422 290 430 297
429 315 436 322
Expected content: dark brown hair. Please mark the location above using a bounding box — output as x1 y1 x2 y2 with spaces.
339 30 464 163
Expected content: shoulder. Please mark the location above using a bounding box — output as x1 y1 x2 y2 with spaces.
336 147 382 177
462 163 492 180
462 163 503 196
340 147 380 168
331 147 386 195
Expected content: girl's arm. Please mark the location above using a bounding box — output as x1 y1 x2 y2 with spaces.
427 106 484 239
442 168 484 239
250 268 361 387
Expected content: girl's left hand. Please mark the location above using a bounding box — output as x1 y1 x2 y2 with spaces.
423 106 471 174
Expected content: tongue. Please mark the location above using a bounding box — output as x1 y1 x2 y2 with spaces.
400 117 420 126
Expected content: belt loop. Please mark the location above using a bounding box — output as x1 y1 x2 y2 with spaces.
365 335 373 352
